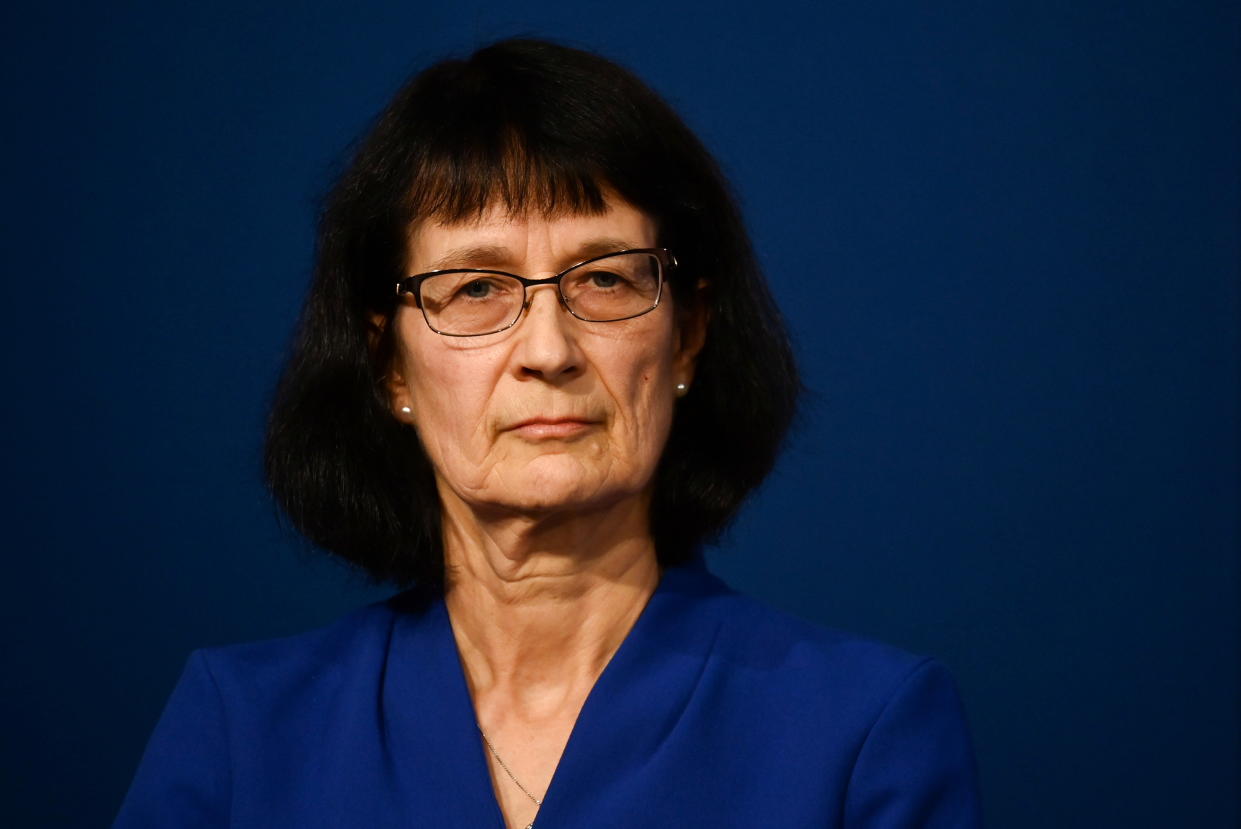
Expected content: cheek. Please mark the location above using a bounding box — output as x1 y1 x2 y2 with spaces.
399 325 502 463
608 335 679 457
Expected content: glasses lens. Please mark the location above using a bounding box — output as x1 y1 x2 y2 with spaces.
561 252 662 322
419 272 523 335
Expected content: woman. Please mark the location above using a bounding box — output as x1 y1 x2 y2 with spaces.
116 39 981 828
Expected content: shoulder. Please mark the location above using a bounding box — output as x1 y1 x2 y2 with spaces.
683 565 938 691
114 594 435 826
669 565 971 741
189 592 416 709
675 566 982 824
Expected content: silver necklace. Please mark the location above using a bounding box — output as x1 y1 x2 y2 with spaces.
478 726 542 829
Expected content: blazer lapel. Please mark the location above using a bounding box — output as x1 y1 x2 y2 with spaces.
383 589 506 827
533 563 727 826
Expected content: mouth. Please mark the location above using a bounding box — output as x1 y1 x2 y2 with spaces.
506 416 601 440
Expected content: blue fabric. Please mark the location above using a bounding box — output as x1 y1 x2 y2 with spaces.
115 563 982 827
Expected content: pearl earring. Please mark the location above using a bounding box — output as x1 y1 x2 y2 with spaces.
401 406 412 414
675 382 689 397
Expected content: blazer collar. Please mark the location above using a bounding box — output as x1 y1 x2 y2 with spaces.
382 561 730 826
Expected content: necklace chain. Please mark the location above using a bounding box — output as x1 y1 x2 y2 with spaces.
478 726 542 827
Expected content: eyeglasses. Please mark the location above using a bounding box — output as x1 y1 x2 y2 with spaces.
395 248 675 337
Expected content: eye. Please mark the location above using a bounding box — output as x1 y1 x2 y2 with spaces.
587 270 623 288
461 279 494 298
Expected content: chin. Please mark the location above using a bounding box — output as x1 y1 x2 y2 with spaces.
500 457 639 515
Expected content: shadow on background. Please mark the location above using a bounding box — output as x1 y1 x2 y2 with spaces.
2 1 1237 826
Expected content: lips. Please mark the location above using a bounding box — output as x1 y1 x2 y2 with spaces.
506 416 600 440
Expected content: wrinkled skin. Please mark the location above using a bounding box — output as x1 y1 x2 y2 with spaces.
381 197 706 533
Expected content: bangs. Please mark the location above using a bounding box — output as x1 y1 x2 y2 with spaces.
407 130 613 224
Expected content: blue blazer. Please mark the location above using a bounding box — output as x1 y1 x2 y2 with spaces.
115 563 982 827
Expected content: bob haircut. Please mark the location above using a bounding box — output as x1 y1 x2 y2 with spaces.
265 38 799 586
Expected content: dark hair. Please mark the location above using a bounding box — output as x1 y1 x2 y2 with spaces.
265 38 799 586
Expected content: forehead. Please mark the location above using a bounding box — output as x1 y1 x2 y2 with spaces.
408 197 656 270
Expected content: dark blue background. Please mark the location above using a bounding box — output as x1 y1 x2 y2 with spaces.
3 1 1237 826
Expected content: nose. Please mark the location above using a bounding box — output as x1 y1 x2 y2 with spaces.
513 284 581 382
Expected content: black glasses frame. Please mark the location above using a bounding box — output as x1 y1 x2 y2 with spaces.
395 247 677 337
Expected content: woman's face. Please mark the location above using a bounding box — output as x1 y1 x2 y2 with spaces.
383 196 705 520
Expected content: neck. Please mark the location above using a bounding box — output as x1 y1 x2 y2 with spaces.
440 492 661 720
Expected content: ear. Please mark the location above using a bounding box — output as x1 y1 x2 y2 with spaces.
369 312 416 425
367 312 386 353
672 280 711 387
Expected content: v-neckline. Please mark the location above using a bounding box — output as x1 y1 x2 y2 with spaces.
383 561 727 827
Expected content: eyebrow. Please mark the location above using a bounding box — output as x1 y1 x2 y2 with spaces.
425 237 638 272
